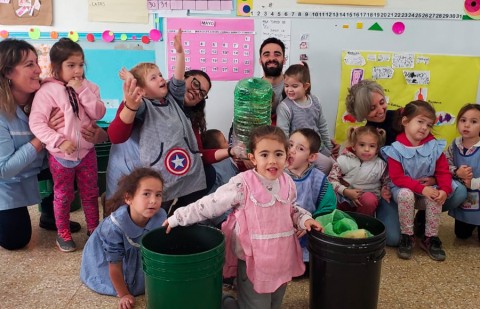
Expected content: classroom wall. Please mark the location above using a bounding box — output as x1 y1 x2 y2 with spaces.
2 0 479 138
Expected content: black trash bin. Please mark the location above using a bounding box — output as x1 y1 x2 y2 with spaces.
308 212 386 309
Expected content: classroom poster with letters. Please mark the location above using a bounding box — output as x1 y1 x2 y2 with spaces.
334 50 480 145
166 18 255 81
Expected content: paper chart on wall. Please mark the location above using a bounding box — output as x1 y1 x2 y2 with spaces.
260 19 291 68
334 50 480 145
167 18 255 81
88 0 148 23
147 0 233 11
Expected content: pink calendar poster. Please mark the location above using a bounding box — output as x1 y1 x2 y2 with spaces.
167 18 255 81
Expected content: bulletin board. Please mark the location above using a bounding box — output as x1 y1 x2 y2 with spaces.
0 0 52 25
335 51 480 145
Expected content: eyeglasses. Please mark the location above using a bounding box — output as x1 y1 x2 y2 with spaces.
191 77 209 100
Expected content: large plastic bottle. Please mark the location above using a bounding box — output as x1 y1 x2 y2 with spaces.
233 78 272 149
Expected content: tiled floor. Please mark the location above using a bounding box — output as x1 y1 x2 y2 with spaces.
1 207 479 309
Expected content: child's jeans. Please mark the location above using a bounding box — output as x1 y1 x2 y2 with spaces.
48 149 99 233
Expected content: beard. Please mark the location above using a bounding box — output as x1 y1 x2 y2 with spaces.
262 61 283 77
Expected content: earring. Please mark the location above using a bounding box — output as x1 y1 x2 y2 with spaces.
8 79 11 86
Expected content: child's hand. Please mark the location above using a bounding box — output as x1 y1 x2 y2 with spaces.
456 165 473 181
305 218 323 233
122 78 143 110
119 67 134 81
173 28 184 54
59 140 76 155
118 294 135 309
422 186 438 200
67 77 83 92
381 186 391 203
434 190 448 205
162 219 172 234
344 188 363 207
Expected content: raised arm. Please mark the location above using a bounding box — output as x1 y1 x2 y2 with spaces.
173 29 185 82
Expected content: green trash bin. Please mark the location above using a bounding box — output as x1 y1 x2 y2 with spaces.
94 141 111 194
141 225 225 309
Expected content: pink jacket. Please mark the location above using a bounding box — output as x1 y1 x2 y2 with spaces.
29 78 105 161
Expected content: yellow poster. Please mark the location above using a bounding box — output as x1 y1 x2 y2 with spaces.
335 50 480 145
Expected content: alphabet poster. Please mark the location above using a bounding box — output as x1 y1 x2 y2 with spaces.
167 18 255 81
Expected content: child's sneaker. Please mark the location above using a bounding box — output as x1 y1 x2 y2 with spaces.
420 236 446 261
56 230 76 252
397 234 414 260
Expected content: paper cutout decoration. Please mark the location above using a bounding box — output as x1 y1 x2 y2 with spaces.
392 22 405 35
132 35 137 40
28 28 41 39
403 70 431 85
120 34 128 41
68 31 79 42
50 31 58 39
392 53 415 68
102 30 115 42
436 112 455 125
86 33 95 42
368 22 383 31
342 112 357 123
237 0 253 16
356 22 363 29
464 0 480 19
141 36 150 44
344 51 366 66
149 29 162 41
0 30 9 39
415 87 427 101
372 67 394 80
350 68 364 86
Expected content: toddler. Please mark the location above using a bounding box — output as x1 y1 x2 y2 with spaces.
29 38 105 252
328 126 390 216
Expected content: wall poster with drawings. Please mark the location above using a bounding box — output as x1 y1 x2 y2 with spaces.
167 18 255 81
334 50 480 145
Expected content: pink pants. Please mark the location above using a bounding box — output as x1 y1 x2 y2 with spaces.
337 192 378 216
396 188 441 237
48 148 99 233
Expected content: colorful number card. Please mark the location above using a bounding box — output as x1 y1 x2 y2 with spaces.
167 18 255 81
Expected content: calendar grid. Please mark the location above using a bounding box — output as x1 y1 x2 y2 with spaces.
167 18 255 81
